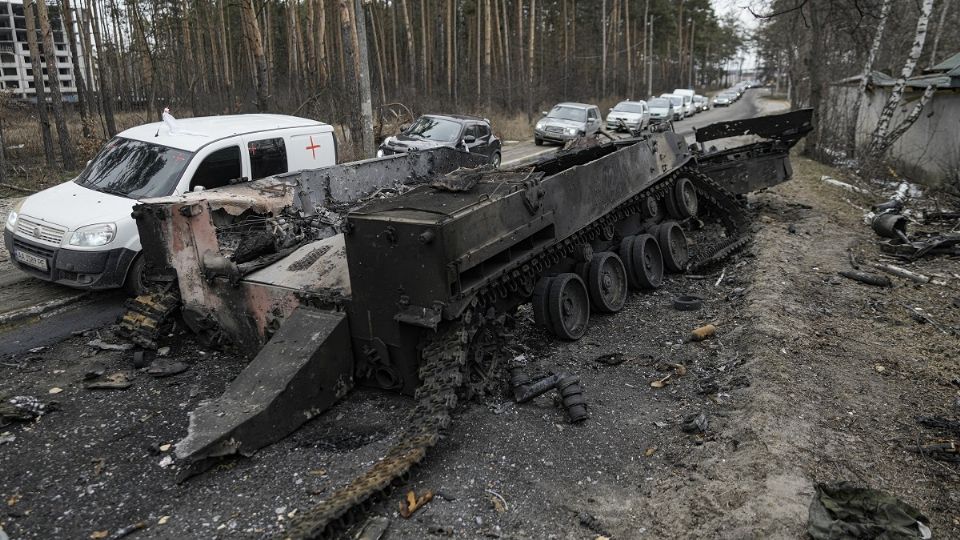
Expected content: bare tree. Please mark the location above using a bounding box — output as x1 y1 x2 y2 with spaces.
23 0 56 167
868 0 935 157
847 0 891 155
240 0 269 111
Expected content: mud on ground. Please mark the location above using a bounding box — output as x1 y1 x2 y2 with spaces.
1 154 958 539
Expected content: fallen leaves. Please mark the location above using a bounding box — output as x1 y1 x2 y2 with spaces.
398 489 434 518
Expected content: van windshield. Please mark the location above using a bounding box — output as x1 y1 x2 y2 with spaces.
76 137 194 199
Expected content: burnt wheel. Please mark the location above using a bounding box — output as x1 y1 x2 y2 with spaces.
665 177 698 219
631 234 664 289
532 277 553 328
586 252 628 313
619 235 639 289
642 196 666 221
657 221 689 272
547 273 590 340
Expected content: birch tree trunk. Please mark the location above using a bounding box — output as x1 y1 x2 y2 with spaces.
35 0 75 169
847 0 891 155
868 0 934 157
240 0 269 112
23 0 55 167
927 0 951 67
352 0 374 156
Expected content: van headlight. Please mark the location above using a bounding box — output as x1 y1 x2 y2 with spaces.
565 127 578 135
69 223 117 247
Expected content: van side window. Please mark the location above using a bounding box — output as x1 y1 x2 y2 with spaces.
190 146 242 191
249 137 288 179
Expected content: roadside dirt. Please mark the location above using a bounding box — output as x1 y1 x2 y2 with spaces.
3 153 958 540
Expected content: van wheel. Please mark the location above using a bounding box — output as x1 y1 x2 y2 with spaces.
124 255 149 297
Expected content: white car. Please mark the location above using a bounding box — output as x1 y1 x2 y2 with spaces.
671 88 697 116
4 113 337 294
605 100 650 132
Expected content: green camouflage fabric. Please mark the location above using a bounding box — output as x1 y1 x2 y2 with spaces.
808 482 932 539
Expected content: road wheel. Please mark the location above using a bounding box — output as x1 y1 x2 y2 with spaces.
657 221 689 272
631 234 664 289
535 137 543 146
491 151 502 168
619 236 638 289
642 195 666 221
531 276 553 329
665 177 698 219
547 273 590 341
124 255 149 297
586 252 628 313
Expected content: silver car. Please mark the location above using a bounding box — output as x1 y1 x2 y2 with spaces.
605 100 650 132
535 102 602 145
647 97 675 124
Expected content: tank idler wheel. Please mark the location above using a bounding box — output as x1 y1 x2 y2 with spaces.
631 234 664 289
665 177 698 219
586 252 628 313
658 220 689 272
532 276 554 328
547 273 591 341
642 195 666 222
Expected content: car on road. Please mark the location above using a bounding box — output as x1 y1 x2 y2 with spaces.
377 114 502 167
4 113 336 295
712 92 737 107
605 100 650 132
659 94 686 120
671 89 697 116
535 102 603 145
693 94 709 112
647 97 675 124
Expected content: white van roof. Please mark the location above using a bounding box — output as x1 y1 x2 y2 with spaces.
118 114 329 152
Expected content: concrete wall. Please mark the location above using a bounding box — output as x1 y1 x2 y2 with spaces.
824 84 960 187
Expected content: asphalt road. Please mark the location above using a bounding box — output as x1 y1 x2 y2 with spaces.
0 89 772 357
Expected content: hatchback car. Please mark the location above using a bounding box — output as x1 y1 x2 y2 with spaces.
377 114 502 167
605 100 650 132
712 93 736 107
647 98 675 124
693 95 709 112
534 102 603 145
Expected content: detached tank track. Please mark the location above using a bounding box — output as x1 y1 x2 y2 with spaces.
284 321 474 539
683 167 752 272
116 284 181 349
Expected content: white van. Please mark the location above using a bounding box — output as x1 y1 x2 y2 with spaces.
672 89 697 116
4 114 337 294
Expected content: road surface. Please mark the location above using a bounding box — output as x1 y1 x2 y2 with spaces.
0 89 780 357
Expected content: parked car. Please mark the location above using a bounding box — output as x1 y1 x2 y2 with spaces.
659 94 686 120
712 92 736 107
377 114 502 166
605 100 650 132
4 113 336 295
693 94 709 112
647 97 675 124
534 102 603 145
671 89 697 116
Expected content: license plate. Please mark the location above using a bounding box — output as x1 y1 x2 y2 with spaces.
14 249 48 272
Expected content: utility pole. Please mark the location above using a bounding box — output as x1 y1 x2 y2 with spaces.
354 0 374 157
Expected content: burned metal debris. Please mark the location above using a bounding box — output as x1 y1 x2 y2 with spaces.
120 109 812 538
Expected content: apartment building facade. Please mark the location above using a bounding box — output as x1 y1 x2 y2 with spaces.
0 0 88 102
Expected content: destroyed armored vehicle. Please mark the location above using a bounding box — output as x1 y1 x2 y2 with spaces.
127 109 813 538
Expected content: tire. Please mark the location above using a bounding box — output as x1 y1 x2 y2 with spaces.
586 252 628 313
546 273 590 340
673 295 704 311
531 276 553 328
642 195 666 221
124 255 149 297
490 151 502 168
666 177 698 219
657 221 689 273
535 137 543 146
631 234 664 290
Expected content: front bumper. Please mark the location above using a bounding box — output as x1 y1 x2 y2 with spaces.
4 229 137 289
606 120 640 131
535 128 580 142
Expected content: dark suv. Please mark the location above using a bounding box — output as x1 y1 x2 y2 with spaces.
377 114 502 167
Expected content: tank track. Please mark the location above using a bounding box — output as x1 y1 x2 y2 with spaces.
283 321 473 539
683 167 752 272
116 284 181 350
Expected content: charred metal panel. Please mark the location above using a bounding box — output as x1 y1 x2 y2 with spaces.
696 109 814 194
175 307 353 466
